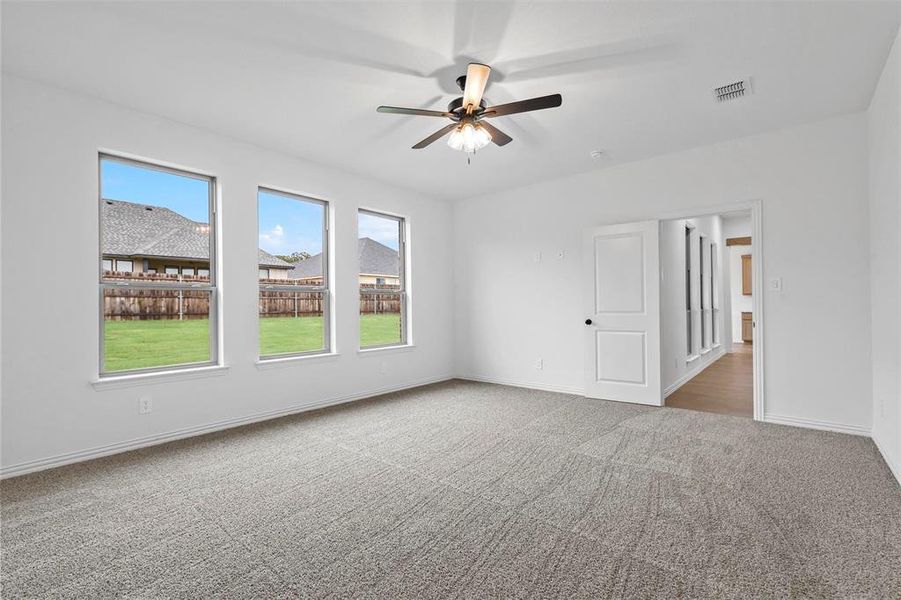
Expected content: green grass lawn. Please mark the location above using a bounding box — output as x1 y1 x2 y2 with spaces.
104 313 402 372
259 315 325 356
103 318 210 372
358 313 403 348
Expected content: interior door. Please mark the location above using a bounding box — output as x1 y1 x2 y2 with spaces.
583 220 662 405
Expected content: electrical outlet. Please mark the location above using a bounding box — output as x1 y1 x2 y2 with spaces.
536 358 543 370
139 396 152 415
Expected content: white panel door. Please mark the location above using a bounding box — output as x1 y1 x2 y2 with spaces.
583 220 662 405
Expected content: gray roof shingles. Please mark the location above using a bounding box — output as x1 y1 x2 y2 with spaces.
357 237 399 276
289 237 398 278
102 199 290 268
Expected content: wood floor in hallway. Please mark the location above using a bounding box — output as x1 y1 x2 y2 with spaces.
666 343 753 417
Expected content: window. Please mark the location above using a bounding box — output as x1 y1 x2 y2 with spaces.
359 210 406 348
101 258 133 273
99 155 217 375
685 225 692 356
702 239 715 350
182 267 195 276
712 246 716 346
258 188 329 358
699 235 707 351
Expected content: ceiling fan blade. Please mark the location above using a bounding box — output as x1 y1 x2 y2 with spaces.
412 123 459 149
495 38 680 83
478 121 512 146
377 106 453 118
482 94 562 118
462 63 491 113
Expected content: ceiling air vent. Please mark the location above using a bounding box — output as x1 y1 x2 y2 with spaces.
713 78 752 103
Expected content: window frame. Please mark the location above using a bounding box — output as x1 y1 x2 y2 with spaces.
257 187 331 360
684 224 693 357
699 235 708 352
98 153 219 378
358 208 407 350
711 242 719 346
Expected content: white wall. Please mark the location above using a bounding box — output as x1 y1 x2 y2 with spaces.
722 215 752 240
660 216 727 394
0 75 455 474
868 28 901 483
454 112 872 433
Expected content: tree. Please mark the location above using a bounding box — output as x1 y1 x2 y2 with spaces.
275 251 312 263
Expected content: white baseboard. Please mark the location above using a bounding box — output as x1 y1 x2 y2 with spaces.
763 413 871 437
871 430 901 486
1 374 453 479
663 347 725 397
456 374 584 396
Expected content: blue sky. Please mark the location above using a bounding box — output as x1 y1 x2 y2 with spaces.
101 158 399 254
258 190 324 256
358 212 399 250
101 159 210 222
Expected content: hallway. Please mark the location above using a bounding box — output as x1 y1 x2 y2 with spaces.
666 343 753 417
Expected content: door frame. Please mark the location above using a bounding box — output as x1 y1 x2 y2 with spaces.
592 199 765 421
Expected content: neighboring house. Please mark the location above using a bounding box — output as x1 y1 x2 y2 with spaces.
289 237 399 286
101 199 292 277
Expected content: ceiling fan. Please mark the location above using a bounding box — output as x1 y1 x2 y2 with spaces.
376 63 562 153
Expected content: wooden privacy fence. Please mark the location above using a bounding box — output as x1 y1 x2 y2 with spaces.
259 290 324 318
104 288 210 320
102 273 400 319
359 284 401 315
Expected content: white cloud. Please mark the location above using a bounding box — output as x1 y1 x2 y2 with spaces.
358 213 399 249
259 224 285 246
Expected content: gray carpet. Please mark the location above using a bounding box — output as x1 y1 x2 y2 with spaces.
2 380 899 599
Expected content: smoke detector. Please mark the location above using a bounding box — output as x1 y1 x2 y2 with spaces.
713 78 752 102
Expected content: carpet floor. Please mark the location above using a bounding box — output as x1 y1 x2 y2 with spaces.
2 380 899 599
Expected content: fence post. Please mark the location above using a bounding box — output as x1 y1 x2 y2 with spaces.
178 289 184 321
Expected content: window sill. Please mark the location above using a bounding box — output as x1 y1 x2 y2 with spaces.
686 354 700 363
256 352 340 370
357 344 416 357
92 365 229 390
699 348 711 355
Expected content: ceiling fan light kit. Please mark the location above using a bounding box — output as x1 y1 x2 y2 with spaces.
377 62 562 153
447 121 492 153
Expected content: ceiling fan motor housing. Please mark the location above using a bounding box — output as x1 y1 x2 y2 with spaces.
447 96 487 116
376 62 561 150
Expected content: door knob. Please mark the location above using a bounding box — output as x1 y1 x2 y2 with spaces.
585 319 593 325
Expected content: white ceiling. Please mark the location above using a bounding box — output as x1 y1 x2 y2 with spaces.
3 1 899 201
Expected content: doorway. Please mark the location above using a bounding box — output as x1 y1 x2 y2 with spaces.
583 202 763 420
661 209 756 418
